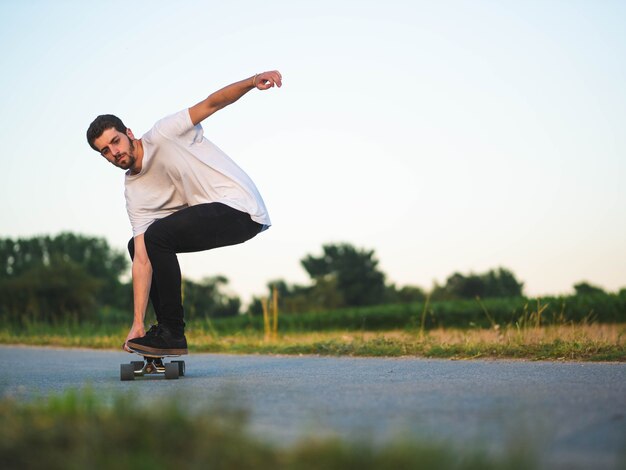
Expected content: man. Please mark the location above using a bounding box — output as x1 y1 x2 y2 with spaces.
86 70 282 356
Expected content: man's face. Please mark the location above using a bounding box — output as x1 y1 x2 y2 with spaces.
94 128 137 171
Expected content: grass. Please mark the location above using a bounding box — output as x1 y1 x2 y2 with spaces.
187 323 626 361
0 388 537 470
1 322 624 361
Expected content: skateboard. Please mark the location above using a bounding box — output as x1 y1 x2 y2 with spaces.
120 347 186 381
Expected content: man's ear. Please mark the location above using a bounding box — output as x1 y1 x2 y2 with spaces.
127 128 136 140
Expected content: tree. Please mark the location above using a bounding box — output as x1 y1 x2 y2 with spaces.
573 282 606 296
481 268 524 298
0 233 130 323
182 276 241 319
0 233 129 309
300 243 387 307
443 272 486 299
433 267 524 300
253 245 428 313
386 284 427 303
0 257 102 323
0 233 127 280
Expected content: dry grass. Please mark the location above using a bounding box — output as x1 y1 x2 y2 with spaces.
2 323 624 361
423 323 624 346
188 323 626 361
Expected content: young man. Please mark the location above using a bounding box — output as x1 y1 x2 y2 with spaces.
86 70 282 355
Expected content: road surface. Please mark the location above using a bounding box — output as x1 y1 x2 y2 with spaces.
0 345 624 469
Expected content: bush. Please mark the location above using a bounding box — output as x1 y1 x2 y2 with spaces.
208 292 626 334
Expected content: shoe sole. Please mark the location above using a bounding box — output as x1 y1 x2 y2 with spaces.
126 342 188 357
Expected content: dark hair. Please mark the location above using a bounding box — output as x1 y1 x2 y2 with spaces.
86 114 128 151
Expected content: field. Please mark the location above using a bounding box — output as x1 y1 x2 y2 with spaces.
1 294 625 361
2 322 624 362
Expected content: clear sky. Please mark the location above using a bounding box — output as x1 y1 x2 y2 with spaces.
1 0 624 304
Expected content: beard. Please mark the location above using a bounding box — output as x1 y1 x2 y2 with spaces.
114 138 137 170
115 153 136 170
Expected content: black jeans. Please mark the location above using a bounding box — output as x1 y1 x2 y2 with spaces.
127 203 263 334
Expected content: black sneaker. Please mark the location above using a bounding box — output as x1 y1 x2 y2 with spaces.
127 325 188 356
145 324 160 337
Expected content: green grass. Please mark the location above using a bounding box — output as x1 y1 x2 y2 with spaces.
191 293 626 333
0 388 536 470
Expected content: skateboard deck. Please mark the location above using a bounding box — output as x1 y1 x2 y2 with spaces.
120 346 186 381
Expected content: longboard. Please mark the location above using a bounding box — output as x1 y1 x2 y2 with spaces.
120 346 186 381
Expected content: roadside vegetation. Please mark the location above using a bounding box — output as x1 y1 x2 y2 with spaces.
0 388 537 470
187 322 625 361
1 233 624 361
2 320 624 362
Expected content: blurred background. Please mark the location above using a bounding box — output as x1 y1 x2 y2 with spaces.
1 0 624 315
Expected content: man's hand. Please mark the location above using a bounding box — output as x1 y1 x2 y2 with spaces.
253 70 282 90
123 323 145 353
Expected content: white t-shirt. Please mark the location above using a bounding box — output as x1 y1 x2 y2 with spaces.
124 109 271 237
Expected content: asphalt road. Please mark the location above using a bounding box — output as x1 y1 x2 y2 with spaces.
1 345 625 469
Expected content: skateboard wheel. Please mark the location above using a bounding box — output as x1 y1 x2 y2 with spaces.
121 364 135 381
131 361 144 371
164 363 179 379
172 360 185 376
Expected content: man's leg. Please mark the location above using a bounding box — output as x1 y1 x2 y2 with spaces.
127 203 263 354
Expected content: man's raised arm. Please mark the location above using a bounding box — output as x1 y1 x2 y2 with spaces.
188 70 282 126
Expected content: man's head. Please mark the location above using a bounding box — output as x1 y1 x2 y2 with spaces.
86 114 139 171
86 114 127 151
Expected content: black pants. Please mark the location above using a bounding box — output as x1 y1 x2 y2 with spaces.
127 203 263 334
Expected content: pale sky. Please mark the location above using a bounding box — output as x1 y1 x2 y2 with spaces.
1 0 624 304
